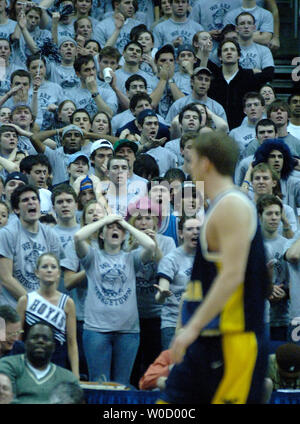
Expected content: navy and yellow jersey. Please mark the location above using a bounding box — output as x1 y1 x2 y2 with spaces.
181 189 269 336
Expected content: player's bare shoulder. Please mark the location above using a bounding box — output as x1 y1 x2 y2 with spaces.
217 192 254 222
209 192 256 241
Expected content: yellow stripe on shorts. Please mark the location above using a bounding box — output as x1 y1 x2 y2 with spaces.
212 332 258 404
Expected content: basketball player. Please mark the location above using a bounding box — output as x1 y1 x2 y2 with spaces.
158 130 269 404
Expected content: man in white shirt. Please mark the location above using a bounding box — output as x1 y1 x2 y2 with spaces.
287 93 300 141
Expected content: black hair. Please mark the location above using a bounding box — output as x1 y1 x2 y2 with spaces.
10 69 31 84
255 118 278 136
71 108 92 124
74 54 94 73
51 183 78 205
11 184 40 211
129 92 152 111
155 44 175 62
20 154 52 175
26 53 46 70
133 154 159 180
217 38 241 58
164 168 186 183
125 74 147 92
178 104 202 125
253 139 296 179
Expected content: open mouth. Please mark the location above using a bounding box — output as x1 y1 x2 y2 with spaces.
112 232 120 239
28 207 37 214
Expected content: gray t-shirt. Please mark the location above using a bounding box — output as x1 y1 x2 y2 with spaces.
165 93 227 125
135 234 176 319
56 22 75 41
80 245 142 333
229 120 257 158
157 245 195 329
44 146 71 186
64 82 118 118
153 17 204 49
115 68 157 95
60 236 90 322
239 43 274 70
46 61 80 94
0 62 25 96
244 134 300 160
280 176 300 218
174 72 193 95
28 81 65 130
44 143 92 186
0 19 17 40
146 146 178 177
190 0 242 31
103 0 155 27
0 220 64 307
94 16 143 53
223 5 274 33
112 110 167 135
165 137 183 166
264 235 290 327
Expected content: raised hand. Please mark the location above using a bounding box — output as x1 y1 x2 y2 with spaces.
86 75 98 93
172 36 183 48
114 12 125 30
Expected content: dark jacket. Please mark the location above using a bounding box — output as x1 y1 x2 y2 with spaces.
208 66 272 130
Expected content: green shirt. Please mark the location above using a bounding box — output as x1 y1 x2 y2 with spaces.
0 354 79 404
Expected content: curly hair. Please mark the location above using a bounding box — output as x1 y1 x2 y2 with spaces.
253 139 295 179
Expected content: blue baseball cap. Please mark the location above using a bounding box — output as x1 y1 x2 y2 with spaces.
67 151 89 167
177 44 195 57
5 172 28 186
137 109 157 125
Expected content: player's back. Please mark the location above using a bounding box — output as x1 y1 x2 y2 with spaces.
182 189 269 335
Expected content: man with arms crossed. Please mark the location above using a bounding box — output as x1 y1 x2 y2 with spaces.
158 130 269 404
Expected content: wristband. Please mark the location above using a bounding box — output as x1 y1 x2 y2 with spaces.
91 92 98 98
243 180 250 186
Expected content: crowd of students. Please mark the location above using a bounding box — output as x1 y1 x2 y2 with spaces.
1 0 300 402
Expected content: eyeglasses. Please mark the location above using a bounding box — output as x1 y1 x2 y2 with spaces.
6 330 24 337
